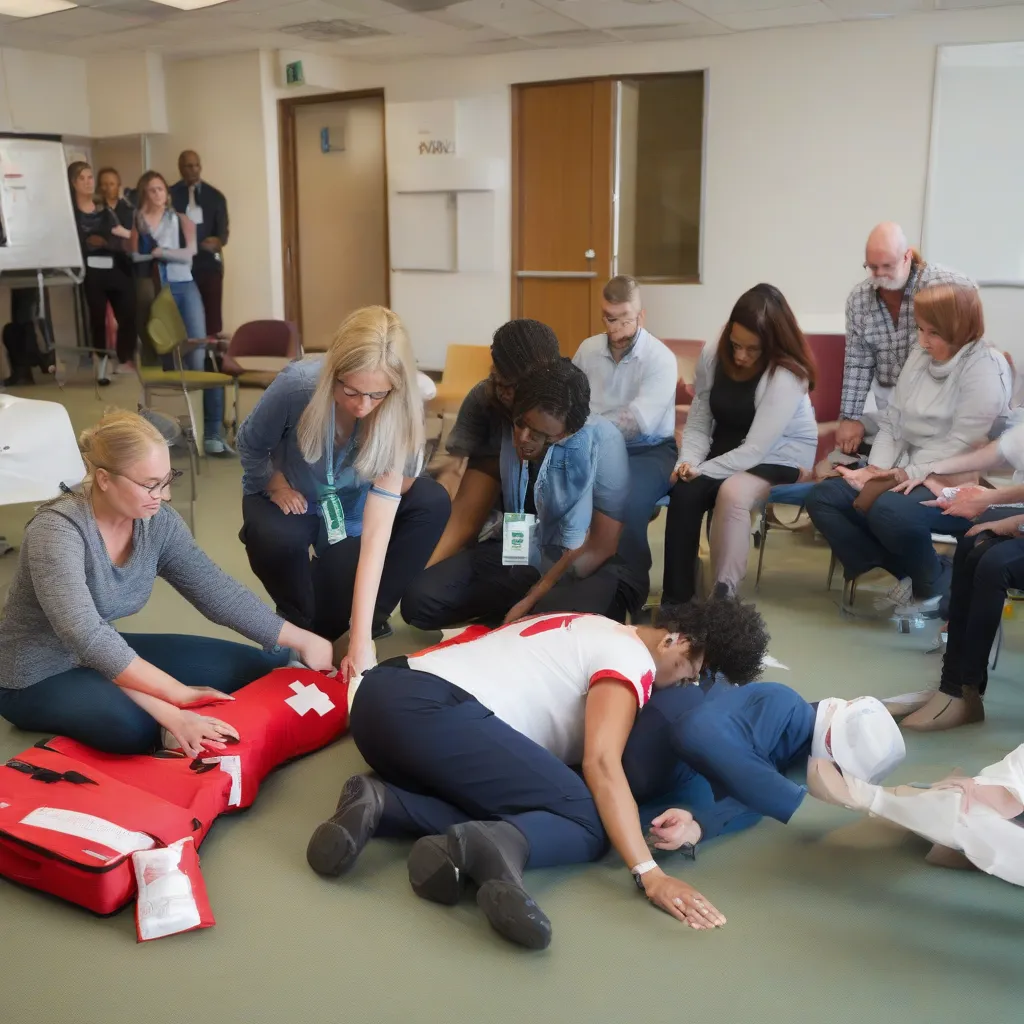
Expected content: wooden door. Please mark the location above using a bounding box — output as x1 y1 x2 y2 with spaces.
280 94 388 351
512 80 614 357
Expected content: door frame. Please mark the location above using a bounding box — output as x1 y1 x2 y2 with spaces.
278 89 390 339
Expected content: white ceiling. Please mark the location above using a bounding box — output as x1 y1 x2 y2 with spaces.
0 0 1020 62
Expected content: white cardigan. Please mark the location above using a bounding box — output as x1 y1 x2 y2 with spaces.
678 342 818 480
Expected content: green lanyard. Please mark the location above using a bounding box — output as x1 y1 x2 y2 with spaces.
321 404 346 544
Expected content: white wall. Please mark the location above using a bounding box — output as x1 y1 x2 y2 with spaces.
0 48 90 136
87 53 168 138
269 7 1024 367
149 51 280 333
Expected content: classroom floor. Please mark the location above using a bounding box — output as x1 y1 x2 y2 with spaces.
2 375 1024 1024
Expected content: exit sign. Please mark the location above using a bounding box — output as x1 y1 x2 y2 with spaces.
285 60 304 86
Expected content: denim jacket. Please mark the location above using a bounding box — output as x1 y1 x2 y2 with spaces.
499 416 629 565
237 359 371 536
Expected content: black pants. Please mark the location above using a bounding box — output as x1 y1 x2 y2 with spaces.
941 508 1024 697
193 265 224 336
400 537 633 630
240 476 450 640
662 465 797 604
84 265 137 364
350 664 606 869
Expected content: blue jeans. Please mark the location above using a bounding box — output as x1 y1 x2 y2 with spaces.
0 634 288 754
805 478 973 597
620 439 677 599
165 279 223 441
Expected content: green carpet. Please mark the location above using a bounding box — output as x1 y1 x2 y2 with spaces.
2 377 1022 1024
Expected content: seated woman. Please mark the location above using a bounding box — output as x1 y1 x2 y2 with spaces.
305 600 768 948
401 357 642 627
885 421 1024 730
0 410 333 757
806 283 1012 613
236 305 450 677
810 745 1024 888
427 318 559 566
664 284 818 604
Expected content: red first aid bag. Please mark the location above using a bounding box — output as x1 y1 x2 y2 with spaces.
179 668 349 810
133 837 215 941
0 747 206 915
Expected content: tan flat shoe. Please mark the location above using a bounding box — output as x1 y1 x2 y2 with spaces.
925 844 977 871
881 689 938 718
901 688 984 732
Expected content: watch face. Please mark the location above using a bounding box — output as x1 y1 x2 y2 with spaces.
633 872 646 892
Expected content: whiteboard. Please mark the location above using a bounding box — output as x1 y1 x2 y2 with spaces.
389 192 456 272
0 134 84 276
923 43 1024 286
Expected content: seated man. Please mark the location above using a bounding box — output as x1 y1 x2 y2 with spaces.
573 275 678 605
837 221 973 456
623 678 906 856
402 358 643 627
427 319 560 567
305 600 769 948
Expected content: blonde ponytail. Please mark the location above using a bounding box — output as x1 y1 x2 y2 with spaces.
79 409 166 491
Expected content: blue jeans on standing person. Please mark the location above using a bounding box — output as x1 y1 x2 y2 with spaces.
162 279 224 442
0 633 289 754
805 478 973 598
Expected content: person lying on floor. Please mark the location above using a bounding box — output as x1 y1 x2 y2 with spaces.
402 358 646 627
305 599 768 949
809 744 1024 887
427 318 560 564
0 410 334 758
622 676 906 856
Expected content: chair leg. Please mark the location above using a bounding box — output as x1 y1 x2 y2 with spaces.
755 509 768 592
827 550 837 591
990 619 1004 671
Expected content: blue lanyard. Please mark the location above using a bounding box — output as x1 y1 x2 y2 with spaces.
325 403 336 490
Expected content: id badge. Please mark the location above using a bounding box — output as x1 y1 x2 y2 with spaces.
502 512 536 566
321 493 347 545
187 205 204 226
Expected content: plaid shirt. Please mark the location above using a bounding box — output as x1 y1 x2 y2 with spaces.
840 261 974 420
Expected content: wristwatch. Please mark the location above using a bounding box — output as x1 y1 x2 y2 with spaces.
631 859 658 891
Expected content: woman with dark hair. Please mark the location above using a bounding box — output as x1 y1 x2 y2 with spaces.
807 283 1011 616
402 355 640 626
427 318 560 567
68 161 137 378
663 284 818 604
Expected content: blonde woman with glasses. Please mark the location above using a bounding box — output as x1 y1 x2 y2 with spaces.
0 410 334 757
235 305 450 681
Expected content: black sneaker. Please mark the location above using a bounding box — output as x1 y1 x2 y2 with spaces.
372 618 393 641
306 774 384 877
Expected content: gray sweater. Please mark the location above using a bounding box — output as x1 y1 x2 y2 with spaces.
0 492 284 690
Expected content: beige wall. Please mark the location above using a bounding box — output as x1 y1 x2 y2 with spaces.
149 51 279 334
0 48 90 136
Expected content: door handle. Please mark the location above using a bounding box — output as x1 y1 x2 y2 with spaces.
516 271 597 279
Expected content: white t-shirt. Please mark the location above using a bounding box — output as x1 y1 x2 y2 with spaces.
572 329 678 445
408 613 657 765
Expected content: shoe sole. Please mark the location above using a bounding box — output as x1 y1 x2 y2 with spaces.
306 776 383 877
476 880 552 950
408 835 465 905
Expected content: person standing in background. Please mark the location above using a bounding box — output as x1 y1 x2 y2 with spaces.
97 167 138 374
170 151 228 338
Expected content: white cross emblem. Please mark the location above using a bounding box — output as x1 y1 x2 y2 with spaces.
284 680 335 717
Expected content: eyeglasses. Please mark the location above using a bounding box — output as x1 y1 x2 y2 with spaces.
513 417 559 447
336 378 393 402
601 313 638 328
99 468 182 496
863 254 908 275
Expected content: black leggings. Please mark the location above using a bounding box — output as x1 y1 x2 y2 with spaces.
941 509 1024 697
240 477 450 640
84 264 137 364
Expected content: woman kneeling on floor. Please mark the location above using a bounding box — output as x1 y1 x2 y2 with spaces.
235 306 451 679
0 410 334 756
306 599 768 949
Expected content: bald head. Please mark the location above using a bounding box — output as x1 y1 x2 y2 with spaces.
178 150 202 186
864 222 912 290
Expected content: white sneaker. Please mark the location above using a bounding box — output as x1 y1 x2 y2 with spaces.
894 594 943 619
204 437 236 457
874 576 913 611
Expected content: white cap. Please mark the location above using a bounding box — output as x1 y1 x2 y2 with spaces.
812 696 905 785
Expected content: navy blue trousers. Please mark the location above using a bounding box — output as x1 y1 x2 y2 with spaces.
0 634 289 754
349 663 607 870
622 679 815 842
619 439 677 598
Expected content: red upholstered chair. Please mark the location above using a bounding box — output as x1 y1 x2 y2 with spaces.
661 338 705 445
220 320 303 389
804 333 846 462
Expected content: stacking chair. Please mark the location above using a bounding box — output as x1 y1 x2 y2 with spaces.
137 287 237 460
219 320 302 390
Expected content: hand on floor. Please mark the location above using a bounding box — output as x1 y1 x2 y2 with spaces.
640 870 725 930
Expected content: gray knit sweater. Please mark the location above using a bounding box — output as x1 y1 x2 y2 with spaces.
0 492 284 689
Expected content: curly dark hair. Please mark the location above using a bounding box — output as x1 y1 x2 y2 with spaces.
491 319 560 385
654 597 769 685
512 357 591 437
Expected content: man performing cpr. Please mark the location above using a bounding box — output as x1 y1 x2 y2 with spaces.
306 599 769 949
